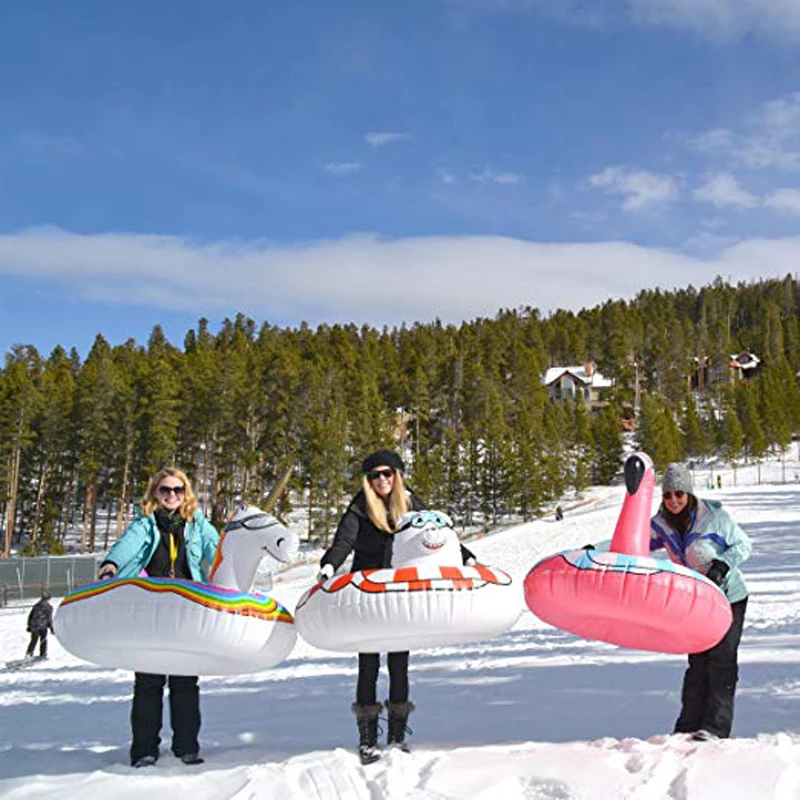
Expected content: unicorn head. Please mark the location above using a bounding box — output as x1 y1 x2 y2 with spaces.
391 510 462 568
209 503 299 593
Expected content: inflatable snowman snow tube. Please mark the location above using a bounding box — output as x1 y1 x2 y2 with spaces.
295 510 521 652
55 505 299 675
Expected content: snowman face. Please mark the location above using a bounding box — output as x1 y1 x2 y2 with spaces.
392 511 460 568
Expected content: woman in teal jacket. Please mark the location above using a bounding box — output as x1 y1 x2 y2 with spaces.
650 463 752 742
98 467 220 768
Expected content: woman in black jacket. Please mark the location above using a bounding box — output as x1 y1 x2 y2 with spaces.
318 449 475 765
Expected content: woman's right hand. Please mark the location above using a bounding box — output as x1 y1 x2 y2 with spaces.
98 564 117 581
316 563 334 583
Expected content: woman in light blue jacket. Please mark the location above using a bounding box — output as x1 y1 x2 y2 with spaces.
98 467 219 768
650 463 752 742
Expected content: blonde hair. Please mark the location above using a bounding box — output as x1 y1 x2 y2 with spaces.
142 467 198 521
362 470 411 533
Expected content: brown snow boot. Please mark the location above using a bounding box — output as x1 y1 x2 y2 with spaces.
352 702 382 765
385 700 414 752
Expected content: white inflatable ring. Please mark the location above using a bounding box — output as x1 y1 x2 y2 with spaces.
295 563 520 652
55 577 296 675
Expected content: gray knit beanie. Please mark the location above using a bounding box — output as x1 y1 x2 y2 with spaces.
662 462 693 495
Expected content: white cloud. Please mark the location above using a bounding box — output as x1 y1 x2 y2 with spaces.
687 128 736 155
468 168 525 185
364 132 414 147
323 161 362 176
764 188 800 214
685 93 800 170
693 172 759 209
587 166 679 212
454 0 800 41
0 226 787 327
627 0 800 42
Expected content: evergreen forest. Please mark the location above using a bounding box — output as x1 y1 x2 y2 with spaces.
1 275 799 556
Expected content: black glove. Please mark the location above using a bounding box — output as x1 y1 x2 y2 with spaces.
706 559 729 587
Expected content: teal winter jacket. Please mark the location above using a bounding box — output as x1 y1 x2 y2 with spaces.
103 510 220 583
650 498 752 604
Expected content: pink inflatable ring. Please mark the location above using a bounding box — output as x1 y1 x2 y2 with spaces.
524 453 732 654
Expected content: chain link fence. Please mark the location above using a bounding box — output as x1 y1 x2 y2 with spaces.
0 556 98 604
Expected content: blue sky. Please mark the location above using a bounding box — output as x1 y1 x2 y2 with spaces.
2 0 800 357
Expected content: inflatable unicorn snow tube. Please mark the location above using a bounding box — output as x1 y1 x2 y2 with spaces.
523 452 732 654
295 510 520 652
54 505 299 675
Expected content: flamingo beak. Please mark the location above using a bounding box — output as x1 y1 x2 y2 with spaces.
624 455 645 495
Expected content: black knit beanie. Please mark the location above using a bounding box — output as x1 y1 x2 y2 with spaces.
362 449 405 474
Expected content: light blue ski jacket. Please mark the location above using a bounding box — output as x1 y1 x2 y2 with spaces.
650 499 752 603
102 511 220 582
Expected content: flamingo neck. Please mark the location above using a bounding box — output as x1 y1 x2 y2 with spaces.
610 469 656 556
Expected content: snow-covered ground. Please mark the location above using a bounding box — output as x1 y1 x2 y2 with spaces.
1 459 799 799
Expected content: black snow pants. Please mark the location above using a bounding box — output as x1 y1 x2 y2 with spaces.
674 597 747 738
130 672 201 762
356 652 409 705
26 630 48 658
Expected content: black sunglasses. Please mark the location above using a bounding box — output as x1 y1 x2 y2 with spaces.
224 513 280 532
662 490 685 501
367 468 395 481
158 485 185 497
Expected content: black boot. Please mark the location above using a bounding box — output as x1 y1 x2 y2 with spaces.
351 702 381 765
385 700 414 752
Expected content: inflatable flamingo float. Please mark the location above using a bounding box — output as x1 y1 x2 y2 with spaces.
524 452 732 653
55 504 299 675
295 510 520 652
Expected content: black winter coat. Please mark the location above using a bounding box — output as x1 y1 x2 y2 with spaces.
27 598 54 633
321 491 475 571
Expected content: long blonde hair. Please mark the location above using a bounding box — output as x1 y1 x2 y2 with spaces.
142 467 198 521
362 470 411 533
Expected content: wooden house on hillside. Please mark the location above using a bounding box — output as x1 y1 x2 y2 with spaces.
542 361 614 411
690 351 761 392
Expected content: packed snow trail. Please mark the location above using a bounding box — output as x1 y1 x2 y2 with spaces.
1 467 799 798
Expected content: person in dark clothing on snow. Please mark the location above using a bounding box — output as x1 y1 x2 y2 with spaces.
650 463 752 742
318 449 476 765
25 591 54 659
98 467 219 768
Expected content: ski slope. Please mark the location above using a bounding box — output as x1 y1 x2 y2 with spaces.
1 465 799 799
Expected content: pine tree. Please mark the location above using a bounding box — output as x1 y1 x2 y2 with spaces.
681 390 708 461
0 346 43 556
592 404 623 484
74 335 118 552
28 346 76 553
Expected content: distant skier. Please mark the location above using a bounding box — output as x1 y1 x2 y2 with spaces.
555 505 564 521
716 475 722 489
25 591 54 659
